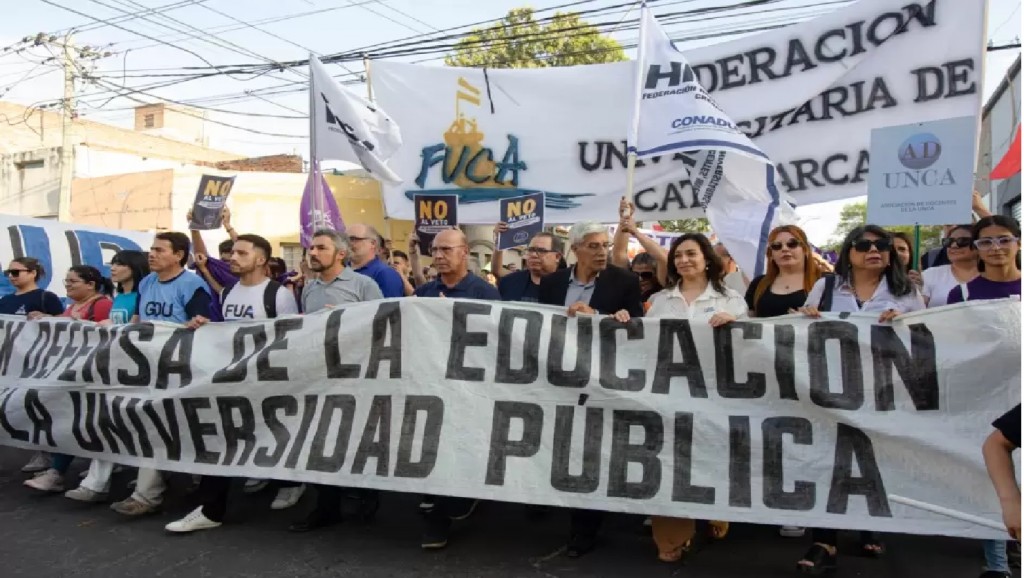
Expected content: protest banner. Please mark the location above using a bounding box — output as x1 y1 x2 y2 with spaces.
188 175 236 230
0 298 1017 539
414 194 458 256
373 0 984 223
0 215 151 300
866 116 977 226
497 192 544 250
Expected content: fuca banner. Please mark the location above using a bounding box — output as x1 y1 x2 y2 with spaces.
0 215 151 300
374 0 983 223
0 299 1018 539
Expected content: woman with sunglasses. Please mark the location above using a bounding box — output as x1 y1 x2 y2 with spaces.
946 216 1020 578
913 225 978 307
744 225 820 539
795 225 924 575
947 216 1021 304
646 233 746 563
0 257 65 474
61 251 149 502
24 266 113 493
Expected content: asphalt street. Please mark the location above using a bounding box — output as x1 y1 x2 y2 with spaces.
0 447 1016 578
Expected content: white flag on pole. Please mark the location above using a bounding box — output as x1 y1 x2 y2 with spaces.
309 55 403 184
628 5 795 277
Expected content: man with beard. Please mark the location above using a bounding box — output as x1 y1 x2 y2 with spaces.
167 234 301 533
538 221 643 558
290 229 384 532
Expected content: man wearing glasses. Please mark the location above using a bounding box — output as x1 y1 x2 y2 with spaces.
414 229 500 300
493 230 564 303
537 221 644 559
346 223 405 298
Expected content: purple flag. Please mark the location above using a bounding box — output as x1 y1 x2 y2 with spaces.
300 160 345 248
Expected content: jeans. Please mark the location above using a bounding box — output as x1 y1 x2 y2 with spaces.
983 539 1010 573
51 453 74 474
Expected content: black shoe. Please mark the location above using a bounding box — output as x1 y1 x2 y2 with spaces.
978 572 1012 578
566 533 597 558
421 513 450 550
288 510 341 533
448 498 479 521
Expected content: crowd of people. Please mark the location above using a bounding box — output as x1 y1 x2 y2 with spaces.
0 199 1020 577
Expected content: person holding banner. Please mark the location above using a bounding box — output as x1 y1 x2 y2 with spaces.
64 250 149 502
913 225 978 308
111 232 212 518
795 225 924 574
746 225 820 320
24 266 114 493
538 222 643 558
644 233 747 563
611 210 667 304
491 224 564 303
981 404 1021 578
290 229 385 533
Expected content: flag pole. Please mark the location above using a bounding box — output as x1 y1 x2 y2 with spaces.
364 54 392 242
309 53 325 232
624 2 648 221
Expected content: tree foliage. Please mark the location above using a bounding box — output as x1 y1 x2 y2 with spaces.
826 201 943 252
658 219 710 234
445 8 626 68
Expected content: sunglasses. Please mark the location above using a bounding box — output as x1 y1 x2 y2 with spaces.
4 269 29 277
942 237 973 249
770 239 802 251
636 271 655 280
852 238 891 253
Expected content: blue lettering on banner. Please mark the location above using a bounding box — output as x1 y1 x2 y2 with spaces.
671 116 737 130
0 224 143 296
223 304 255 319
144 302 174 318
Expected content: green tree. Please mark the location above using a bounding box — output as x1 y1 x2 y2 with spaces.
826 201 943 253
445 8 626 68
658 219 710 233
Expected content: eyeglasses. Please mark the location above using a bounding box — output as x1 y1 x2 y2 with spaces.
580 242 613 251
942 237 974 249
852 238 891 253
974 236 1020 251
63 278 81 286
4 269 28 277
770 239 802 251
636 271 655 280
525 247 554 255
429 245 465 256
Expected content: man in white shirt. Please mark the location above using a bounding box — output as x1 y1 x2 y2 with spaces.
168 234 300 533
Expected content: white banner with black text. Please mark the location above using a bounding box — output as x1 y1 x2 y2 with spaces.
0 298 1017 539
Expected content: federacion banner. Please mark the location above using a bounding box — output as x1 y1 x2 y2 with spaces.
373 0 983 223
0 299 1018 538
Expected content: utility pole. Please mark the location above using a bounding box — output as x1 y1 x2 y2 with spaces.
56 32 75 222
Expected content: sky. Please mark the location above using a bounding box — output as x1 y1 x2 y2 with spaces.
0 0 1020 245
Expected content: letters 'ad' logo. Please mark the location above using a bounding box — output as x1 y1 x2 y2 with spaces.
897 133 942 170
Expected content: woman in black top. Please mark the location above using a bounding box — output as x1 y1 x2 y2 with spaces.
745 225 821 318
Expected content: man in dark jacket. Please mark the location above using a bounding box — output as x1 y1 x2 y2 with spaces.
538 221 644 558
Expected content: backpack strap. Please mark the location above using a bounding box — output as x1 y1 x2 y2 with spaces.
818 274 836 312
219 282 235 319
263 279 281 319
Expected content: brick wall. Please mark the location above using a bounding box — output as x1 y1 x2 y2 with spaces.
204 154 303 173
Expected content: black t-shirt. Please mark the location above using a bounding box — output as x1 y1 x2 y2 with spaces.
993 404 1021 449
745 275 807 318
0 288 64 316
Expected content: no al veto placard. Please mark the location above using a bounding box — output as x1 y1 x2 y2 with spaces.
374 0 983 223
0 215 151 300
0 298 1017 539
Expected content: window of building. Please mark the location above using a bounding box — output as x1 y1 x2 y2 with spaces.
143 113 155 128
280 243 304 272
15 160 44 170
1009 197 1021 222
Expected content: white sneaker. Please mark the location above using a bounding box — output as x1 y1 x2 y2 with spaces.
24 469 64 492
780 526 806 538
64 486 108 503
165 506 222 533
271 485 306 510
21 452 50 473
243 479 269 494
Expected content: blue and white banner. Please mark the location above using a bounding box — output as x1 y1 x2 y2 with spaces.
629 6 795 277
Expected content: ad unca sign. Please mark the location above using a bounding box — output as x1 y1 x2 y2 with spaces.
374 0 983 223
0 299 1017 539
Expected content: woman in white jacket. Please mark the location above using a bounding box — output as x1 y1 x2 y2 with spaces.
644 233 746 562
